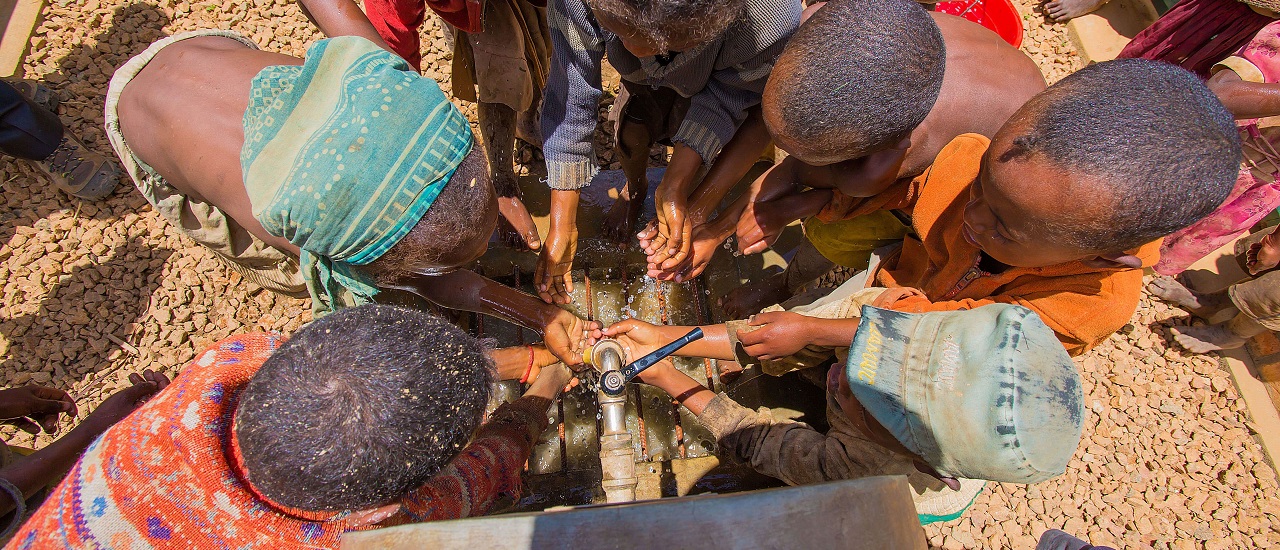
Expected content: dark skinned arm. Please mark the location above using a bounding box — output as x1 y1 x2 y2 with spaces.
1209 69 1280 119
297 0 395 51
401 269 595 366
537 189 580 305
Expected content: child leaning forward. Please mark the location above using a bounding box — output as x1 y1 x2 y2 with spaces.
599 296 1084 525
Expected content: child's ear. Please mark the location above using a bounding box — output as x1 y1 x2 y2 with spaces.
1081 252 1143 269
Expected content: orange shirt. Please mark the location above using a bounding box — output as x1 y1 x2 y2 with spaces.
9 334 547 549
825 134 1156 356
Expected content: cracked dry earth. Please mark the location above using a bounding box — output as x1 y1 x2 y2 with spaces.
1 0 1276 548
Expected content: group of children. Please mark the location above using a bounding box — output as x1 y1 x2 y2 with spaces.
0 0 1253 545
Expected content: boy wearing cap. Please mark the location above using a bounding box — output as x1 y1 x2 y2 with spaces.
601 302 1084 523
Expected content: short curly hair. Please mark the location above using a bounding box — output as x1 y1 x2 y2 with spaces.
234 304 495 512
764 0 945 162
587 0 748 52
998 59 1241 252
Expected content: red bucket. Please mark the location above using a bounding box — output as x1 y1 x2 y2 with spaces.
936 0 1025 49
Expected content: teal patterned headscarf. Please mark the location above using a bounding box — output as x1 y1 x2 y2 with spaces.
240 36 473 314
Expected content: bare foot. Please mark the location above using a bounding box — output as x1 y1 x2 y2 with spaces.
1171 324 1247 354
1044 0 1107 21
718 272 792 319
1148 276 1229 318
497 195 541 250
602 194 644 245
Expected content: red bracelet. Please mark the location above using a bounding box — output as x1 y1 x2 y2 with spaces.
519 345 535 384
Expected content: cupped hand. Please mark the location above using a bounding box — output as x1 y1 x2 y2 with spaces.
542 309 599 367
647 185 693 269
647 224 724 282
77 370 170 436
737 311 815 360
536 226 578 304
0 385 76 435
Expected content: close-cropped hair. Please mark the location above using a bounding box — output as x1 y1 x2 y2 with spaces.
587 0 748 52
234 304 496 512
765 0 945 161
999 59 1241 252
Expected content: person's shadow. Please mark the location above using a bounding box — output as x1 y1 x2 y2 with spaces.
0 235 171 425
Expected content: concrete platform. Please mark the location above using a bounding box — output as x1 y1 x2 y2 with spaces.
0 0 44 78
1064 0 1158 62
1180 238 1280 472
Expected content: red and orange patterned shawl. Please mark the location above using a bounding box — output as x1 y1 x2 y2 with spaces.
9 333 546 550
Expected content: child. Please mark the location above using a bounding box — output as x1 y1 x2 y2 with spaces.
299 0 551 250
730 58 1239 356
11 305 577 548
679 0 1046 310
1150 224 1280 353
601 302 1085 523
107 32 595 365
535 0 802 304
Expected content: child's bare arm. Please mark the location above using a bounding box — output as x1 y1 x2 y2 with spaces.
297 0 395 52
492 345 560 382
633 361 717 416
1209 69 1280 120
600 320 738 361
736 313 863 359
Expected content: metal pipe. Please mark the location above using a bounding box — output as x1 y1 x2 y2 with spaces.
588 339 637 503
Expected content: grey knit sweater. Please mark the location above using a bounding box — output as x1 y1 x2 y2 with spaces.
540 0 802 190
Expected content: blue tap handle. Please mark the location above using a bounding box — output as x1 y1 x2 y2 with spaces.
626 327 703 377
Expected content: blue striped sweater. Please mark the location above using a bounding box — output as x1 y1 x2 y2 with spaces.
540 0 802 190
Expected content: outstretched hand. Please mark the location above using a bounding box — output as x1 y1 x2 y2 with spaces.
542 309 599 368
598 318 667 359
735 198 795 256
647 224 723 282
77 370 170 436
0 385 76 435
642 185 694 272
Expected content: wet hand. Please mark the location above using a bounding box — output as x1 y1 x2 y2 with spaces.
738 311 815 360
78 370 170 436
647 224 723 282
735 199 791 255
542 309 598 367
535 226 577 304
600 318 665 359
645 185 693 270
0 385 76 435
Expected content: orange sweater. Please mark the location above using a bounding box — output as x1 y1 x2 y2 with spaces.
9 334 548 549
823 134 1156 356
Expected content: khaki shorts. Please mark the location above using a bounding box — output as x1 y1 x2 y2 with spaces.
104 30 307 297
1231 225 1280 331
450 0 550 111
610 79 691 161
